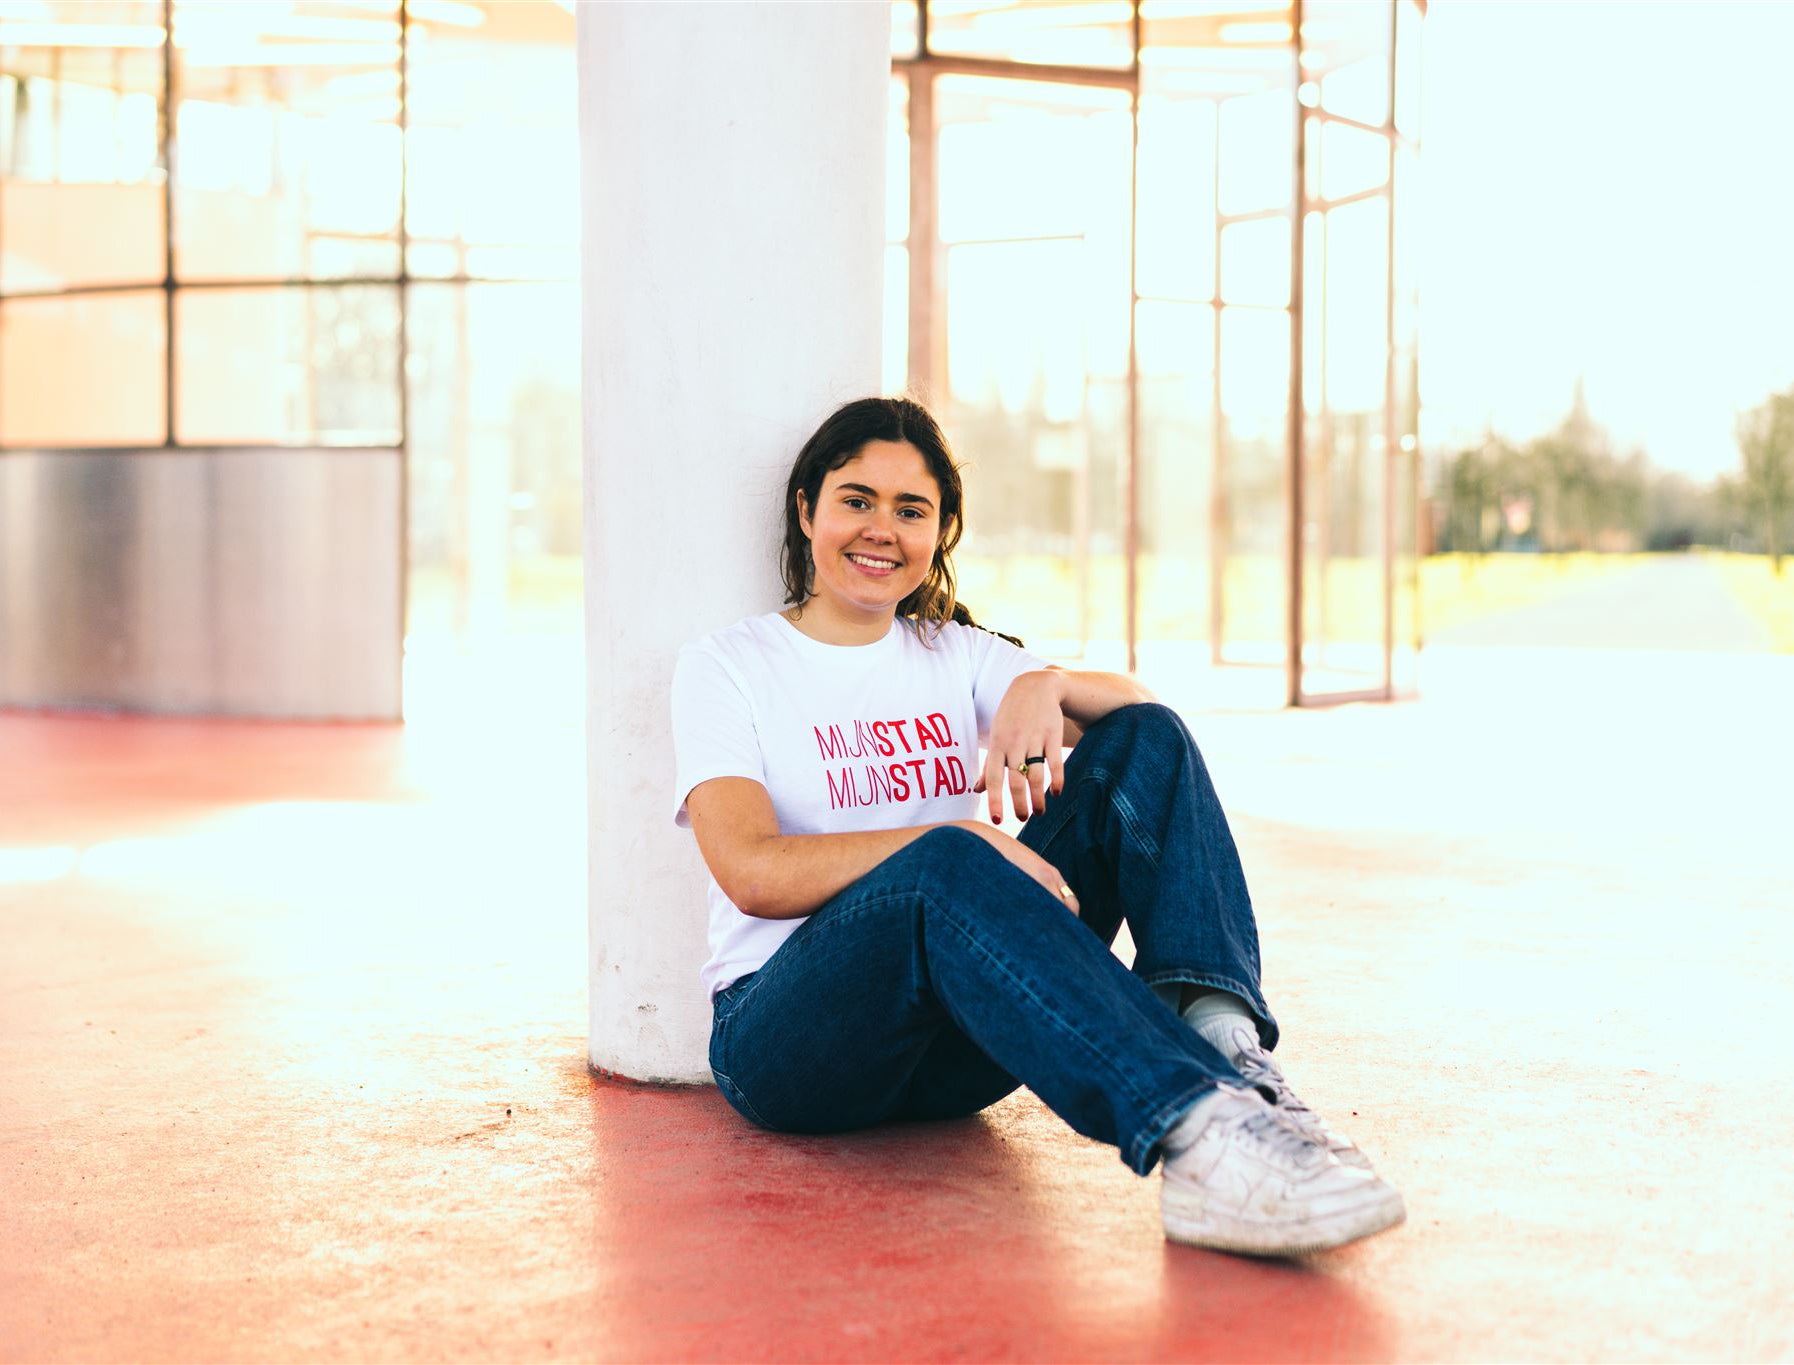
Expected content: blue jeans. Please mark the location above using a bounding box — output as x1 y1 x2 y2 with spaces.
707 702 1279 1175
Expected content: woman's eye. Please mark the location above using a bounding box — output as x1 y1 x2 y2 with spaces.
899 508 924 519
844 497 869 510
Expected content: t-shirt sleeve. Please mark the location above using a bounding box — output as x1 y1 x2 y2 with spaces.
965 627 1053 744
670 643 765 828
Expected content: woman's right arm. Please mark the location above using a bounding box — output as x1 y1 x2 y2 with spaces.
685 777 1080 920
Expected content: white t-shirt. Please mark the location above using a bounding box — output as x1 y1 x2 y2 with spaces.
671 610 1051 1000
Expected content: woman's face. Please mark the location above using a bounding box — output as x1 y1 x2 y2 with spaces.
797 440 944 624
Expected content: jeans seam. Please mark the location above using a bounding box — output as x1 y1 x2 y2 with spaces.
924 888 1162 1131
1021 778 1081 852
1138 969 1262 1005
1061 763 1163 874
710 1062 776 1129
1097 774 1163 872
797 888 923 934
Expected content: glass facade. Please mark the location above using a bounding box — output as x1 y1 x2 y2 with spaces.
2 0 1420 714
896 0 1424 703
0 0 579 708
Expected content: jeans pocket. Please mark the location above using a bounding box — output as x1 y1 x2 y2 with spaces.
711 972 758 1029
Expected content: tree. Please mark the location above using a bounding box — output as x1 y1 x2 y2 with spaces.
1526 378 1609 554
1444 439 1495 557
1735 385 1794 575
1436 433 1525 561
1647 471 1735 551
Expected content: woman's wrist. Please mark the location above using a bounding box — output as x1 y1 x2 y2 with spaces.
1026 669 1069 703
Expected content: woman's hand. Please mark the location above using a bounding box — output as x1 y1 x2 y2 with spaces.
974 670 1066 824
952 820 1080 916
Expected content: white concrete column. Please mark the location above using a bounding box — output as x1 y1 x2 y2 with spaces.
578 4 889 1082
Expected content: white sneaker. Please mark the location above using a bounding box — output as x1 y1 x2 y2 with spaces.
1160 1084 1406 1256
1227 1026 1377 1172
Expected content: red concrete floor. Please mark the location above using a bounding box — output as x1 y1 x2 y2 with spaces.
4 646 1793 1363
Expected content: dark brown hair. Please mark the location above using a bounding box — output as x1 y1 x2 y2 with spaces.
780 397 1020 646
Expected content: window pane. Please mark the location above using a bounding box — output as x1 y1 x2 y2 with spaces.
1306 0 1391 128
934 75 1132 659
1217 305 1288 659
1220 216 1289 307
893 0 918 59
937 76 1131 245
888 75 910 245
171 0 401 282
0 5 165 291
1323 195 1388 414
884 243 909 396
927 0 1134 70
1319 117 1390 200
1217 87 1293 216
1136 94 1217 303
1219 304 1287 423
1136 299 1215 651
175 285 399 444
1301 187 1391 691
1300 400 1387 690
404 282 580 645
1141 0 1294 101
403 1 576 282
0 291 166 446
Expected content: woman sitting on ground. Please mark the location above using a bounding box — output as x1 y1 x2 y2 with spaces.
670 395 1404 1256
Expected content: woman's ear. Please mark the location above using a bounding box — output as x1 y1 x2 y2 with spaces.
795 489 813 538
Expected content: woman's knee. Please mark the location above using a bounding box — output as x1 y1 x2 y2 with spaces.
905 825 1058 919
1065 703 1218 815
908 824 1020 884
1079 701 1193 759
912 823 989 857
837 826 1011 913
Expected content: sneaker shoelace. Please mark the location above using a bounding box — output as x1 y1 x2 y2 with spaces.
1226 1101 1331 1169
1233 1045 1310 1116
1231 1036 1354 1154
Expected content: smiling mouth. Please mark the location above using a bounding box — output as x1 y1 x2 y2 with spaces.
845 552 901 575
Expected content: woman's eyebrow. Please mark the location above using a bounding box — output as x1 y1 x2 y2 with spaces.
838 481 935 509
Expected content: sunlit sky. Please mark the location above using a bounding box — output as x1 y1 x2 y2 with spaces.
1419 0 1794 481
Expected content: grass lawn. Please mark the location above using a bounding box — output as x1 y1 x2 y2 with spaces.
1704 550 1794 651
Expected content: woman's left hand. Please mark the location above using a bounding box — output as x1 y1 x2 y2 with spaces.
975 670 1065 824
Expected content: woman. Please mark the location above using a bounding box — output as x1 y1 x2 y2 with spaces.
670 397 1404 1256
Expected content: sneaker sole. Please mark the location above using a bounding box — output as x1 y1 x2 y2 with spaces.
1162 1183 1407 1257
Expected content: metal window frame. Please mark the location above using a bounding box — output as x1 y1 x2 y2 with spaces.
2 0 1423 706
896 0 1420 705
0 0 584 669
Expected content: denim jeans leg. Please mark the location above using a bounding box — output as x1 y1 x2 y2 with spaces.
1018 702 1280 1051
887 1018 1024 1123
708 826 1236 1174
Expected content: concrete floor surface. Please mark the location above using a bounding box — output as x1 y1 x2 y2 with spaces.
3 632 1792 1362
